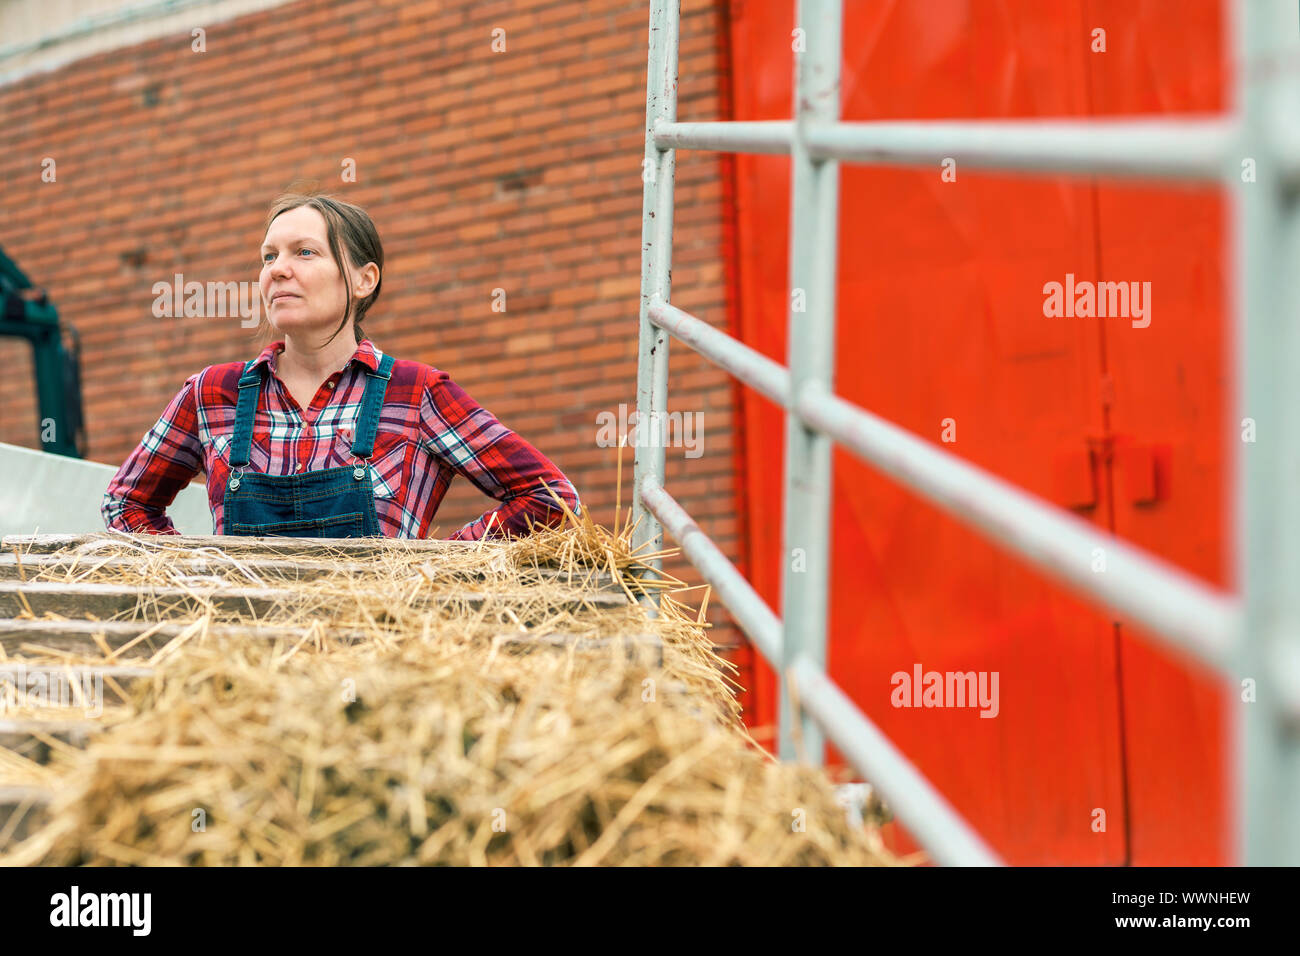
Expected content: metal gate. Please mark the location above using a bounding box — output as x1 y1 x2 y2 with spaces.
630 0 1300 866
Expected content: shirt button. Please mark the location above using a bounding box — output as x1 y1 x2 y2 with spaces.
297 463 305 472
327 381 336 389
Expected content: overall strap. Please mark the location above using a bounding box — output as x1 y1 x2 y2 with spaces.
349 353 396 459
229 361 262 469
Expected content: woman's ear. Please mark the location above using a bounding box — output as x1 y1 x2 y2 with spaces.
354 262 380 298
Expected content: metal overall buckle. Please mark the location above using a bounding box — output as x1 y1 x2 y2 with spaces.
228 465 246 492
350 455 369 481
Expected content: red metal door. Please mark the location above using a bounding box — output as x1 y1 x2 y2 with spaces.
727 0 1229 864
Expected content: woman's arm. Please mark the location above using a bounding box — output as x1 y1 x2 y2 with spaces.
101 372 206 534
419 368 582 541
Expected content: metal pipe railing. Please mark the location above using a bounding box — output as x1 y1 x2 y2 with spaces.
632 0 680 594
653 119 794 155
655 117 1239 181
647 298 790 406
778 0 841 766
791 655 1002 866
639 472 1003 866
802 117 1238 179
647 297 1240 676
1232 0 1300 868
639 474 782 664
636 0 1300 865
796 385 1241 674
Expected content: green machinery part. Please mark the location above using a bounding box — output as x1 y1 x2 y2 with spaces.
0 245 85 458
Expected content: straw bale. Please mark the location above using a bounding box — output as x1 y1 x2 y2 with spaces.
2 497 905 865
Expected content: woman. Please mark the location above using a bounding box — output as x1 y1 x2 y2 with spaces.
103 190 582 540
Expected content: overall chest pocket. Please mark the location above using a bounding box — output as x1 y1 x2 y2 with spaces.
326 427 411 498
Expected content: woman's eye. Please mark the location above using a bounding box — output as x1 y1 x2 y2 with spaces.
262 248 315 260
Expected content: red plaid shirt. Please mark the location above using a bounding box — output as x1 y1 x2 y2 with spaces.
102 339 582 539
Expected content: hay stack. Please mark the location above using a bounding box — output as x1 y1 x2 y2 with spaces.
2 499 905 866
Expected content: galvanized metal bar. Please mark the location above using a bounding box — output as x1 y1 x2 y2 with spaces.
791 655 1003 866
796 384 1240 673
642 470 999 866
639 474 783 664
632 0 1300 867
804 117 1238 180
1235 0 1300 867
636 473 1004 866
779 0 841 765
652 117 1238 182
653 119 795 155
645 295 1241 675
647 299 790 407
632 0 681 604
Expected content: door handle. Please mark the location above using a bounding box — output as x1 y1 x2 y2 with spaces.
1114 437 1169 506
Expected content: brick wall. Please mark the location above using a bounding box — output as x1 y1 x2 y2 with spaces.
0 0 752 688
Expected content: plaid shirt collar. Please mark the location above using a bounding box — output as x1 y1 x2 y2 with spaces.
249 338 382 376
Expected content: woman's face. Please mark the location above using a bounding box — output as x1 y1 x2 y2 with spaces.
259 206 364 339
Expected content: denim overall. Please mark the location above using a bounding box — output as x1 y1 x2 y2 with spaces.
223 353 396 538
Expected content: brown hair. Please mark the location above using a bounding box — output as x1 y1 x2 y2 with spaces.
258 185 384 347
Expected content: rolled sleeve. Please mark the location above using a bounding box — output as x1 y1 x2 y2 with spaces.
102 372 205 534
